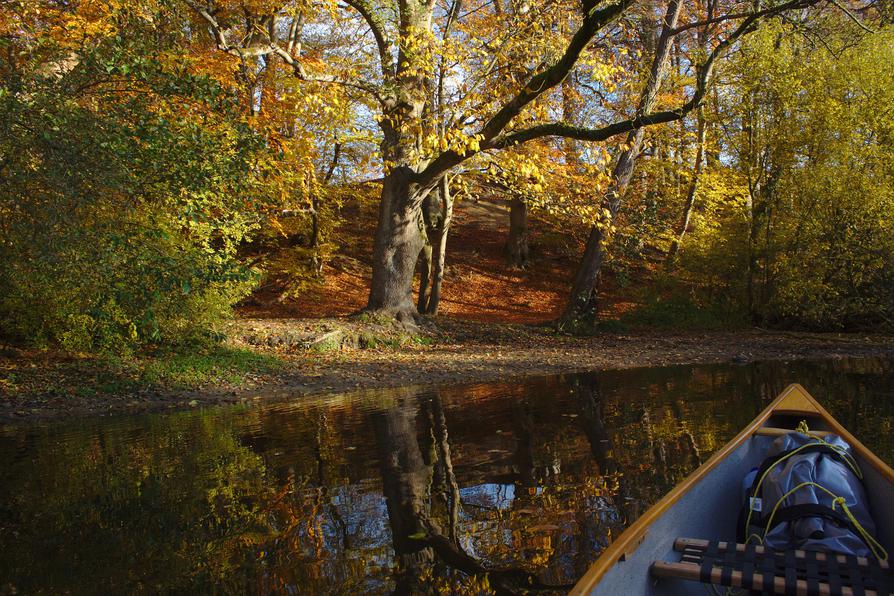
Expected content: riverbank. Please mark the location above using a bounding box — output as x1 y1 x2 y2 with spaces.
2 318 893 422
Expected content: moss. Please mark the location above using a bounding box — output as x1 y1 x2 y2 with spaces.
307 330 347 353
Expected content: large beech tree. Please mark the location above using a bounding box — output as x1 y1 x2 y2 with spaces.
188 0 821 324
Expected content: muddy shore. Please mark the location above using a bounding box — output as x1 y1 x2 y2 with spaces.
2 318 892 422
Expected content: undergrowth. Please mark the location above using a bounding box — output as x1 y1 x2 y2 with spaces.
606 274 749 331
1 344 287 399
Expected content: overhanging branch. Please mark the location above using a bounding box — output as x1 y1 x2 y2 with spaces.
416 0 635 185
418 0 820 184
342 0 396 77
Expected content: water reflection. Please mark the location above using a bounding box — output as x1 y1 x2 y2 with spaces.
1 358 893 594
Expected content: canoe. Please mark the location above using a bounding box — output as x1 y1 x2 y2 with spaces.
571 383 894 595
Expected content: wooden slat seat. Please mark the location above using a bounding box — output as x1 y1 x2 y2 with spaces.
651 538 894 596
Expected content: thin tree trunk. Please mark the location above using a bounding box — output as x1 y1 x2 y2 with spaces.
666 106 707 265
506 196 530 268
666 11 711 266
312 141 341 249
416 241 433 313
560 0 683 328
426 176 453 315
562 77 581 166
748 166 779 323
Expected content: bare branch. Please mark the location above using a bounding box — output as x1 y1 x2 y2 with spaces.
266 43 383 97
186 1 384 99
341 0 396 77
671 8 771 36
828 0 876 32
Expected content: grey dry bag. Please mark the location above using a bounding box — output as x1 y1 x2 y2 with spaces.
738 431 881 558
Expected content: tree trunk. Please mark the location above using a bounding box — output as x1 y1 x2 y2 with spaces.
367 167 433 323
561 130 653 327
506 196 530 268
426 176 453 315
666 106 707 265
416 241 433 313
667 15 709 267
559 0 683 329
363 0 436 325
563 225 608 328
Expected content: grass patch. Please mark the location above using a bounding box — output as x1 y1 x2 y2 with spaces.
136 345 285 389
0 343 287 402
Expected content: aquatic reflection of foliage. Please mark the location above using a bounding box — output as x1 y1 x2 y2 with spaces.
0 410 273 593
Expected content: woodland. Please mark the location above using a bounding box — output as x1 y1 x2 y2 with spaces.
1 0 893 362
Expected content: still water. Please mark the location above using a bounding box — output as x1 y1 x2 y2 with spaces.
1 358 893 594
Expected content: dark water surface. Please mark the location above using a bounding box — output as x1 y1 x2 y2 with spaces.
1 358 893 594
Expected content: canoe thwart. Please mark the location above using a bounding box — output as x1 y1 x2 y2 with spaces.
652 537 893 596
754 427 833 438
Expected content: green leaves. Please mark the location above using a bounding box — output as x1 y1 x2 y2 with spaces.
672 20 894 330
0 28 274 352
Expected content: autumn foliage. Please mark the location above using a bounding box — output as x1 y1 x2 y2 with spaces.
0 0 891 354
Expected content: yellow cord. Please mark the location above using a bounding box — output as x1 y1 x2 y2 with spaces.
832 495 889 562
744 438 862 536
744 421 886 561
762 480 888 562
745 533 764 546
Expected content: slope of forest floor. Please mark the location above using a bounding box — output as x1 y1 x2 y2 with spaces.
240 197 638 322
3 198 893 421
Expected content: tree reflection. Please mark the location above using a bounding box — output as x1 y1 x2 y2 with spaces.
374 391 436 593
373 390 557 594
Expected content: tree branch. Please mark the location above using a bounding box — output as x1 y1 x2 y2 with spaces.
419 0 820 182
186 1 384 100
476 0 635 143
417 0 634 185
670 5 784 36
827 0 876 32
342 0 396 77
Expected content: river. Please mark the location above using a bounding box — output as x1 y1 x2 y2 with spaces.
1 358 892 594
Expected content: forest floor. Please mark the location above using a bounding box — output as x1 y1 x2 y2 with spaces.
2 198 893 421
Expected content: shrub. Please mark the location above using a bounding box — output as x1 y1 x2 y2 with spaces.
0 35 271 353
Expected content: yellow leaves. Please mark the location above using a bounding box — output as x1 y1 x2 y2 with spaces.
421 130 483 159
466 134 481 154
5 0 121 52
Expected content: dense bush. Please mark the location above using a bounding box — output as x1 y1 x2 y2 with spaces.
0 33 272 352
629 23 894 331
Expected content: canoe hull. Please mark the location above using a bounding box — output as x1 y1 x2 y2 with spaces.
571 384 894 595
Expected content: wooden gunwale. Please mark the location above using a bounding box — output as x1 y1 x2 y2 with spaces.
570 383 894 595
